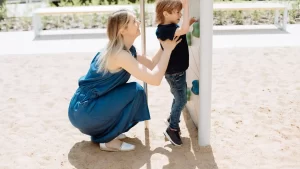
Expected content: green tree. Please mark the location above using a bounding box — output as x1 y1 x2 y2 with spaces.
0 0 6 21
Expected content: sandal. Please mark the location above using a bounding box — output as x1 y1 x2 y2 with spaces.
99 142 135 152
116 133 127 140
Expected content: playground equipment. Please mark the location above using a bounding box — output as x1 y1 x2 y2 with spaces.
141 0 213 146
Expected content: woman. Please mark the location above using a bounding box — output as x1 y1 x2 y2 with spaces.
68 9 181 152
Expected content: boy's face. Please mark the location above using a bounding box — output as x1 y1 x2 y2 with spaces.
165 9 182 24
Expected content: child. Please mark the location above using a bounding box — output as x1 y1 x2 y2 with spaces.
155 0 196 146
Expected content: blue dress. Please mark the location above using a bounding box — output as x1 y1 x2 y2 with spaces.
68 46 150 143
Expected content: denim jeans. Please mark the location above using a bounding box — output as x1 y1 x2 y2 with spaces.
165 71 187 130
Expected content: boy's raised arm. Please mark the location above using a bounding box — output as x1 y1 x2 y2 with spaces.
174 0 189 37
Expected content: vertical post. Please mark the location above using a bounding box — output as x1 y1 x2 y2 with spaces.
26 0 29 12
32 13 41 38
140 0 149 129
274 9 279 26
282 7 288 31
198 0 213 146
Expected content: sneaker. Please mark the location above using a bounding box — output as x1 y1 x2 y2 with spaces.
163 127 182 146
164 117 181 134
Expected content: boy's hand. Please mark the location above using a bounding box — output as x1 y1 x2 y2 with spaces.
181 0 188 7
189 17 198 26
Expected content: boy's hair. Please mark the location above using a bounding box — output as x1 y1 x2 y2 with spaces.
155 0 182 24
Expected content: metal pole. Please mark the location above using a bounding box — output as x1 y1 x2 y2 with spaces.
198 0 213 146
140 0 149 129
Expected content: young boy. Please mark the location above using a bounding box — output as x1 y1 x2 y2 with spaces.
155 0 196 146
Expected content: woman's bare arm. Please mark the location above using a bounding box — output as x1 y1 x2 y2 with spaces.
115 49 172 86
137 48 163 70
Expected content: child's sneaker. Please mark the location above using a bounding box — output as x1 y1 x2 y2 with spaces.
164 117 181 134
163 127 182 146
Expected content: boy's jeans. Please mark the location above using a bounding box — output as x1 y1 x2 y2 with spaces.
165 71 187 130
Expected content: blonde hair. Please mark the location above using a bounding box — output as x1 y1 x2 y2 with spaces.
96 9 132 73
155 0 182 24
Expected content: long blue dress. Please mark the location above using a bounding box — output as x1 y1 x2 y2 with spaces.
68 46 150 143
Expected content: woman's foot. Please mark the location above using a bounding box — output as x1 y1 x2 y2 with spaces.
116 133 127 140
99 139 135 152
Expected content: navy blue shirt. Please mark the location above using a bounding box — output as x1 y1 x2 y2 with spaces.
156 23 189 74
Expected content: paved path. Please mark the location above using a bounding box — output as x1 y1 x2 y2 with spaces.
1 24 300 56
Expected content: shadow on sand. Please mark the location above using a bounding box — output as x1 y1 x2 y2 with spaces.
68 110 218 169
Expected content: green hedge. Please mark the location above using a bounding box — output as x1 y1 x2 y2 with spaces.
51 0 155 6
0 0 6 21
1 0 300 31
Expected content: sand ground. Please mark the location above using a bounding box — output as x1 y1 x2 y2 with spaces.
0 46 299 169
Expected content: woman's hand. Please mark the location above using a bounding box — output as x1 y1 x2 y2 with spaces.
159 36 182 52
